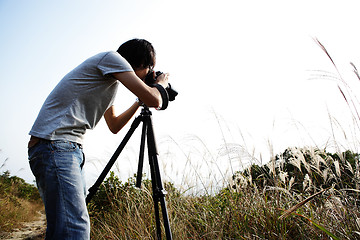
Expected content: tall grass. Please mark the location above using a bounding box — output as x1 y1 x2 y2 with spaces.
88 41 360 239
0 170 43 236
89 147 360 239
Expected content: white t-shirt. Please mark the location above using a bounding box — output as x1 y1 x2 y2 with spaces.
29 51 133 144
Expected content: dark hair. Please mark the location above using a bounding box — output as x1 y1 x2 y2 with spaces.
117 39 156 70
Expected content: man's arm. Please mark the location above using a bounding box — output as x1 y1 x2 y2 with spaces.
112 71 168 108
104 102 140 134
105 71 169 134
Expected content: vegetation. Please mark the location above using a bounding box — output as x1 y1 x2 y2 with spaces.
1 148 359 239
0 170 43 235
88 147 360 239
236 148 360 193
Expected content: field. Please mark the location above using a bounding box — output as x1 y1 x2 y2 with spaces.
87 147 360 239
1 41 360 239
1 146 359 239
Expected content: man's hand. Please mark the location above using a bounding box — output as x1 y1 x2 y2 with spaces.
155 72 170 89
112 71 162 108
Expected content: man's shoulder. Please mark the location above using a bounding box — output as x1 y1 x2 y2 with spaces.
88 51 125 64
94 51 133 72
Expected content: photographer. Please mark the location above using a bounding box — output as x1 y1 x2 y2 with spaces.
28 39 169 239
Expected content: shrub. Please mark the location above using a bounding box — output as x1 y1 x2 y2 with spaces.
232 148 360 195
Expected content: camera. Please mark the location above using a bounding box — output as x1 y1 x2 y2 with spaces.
145 71 178 101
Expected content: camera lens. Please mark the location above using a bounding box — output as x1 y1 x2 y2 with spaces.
145 70 178 101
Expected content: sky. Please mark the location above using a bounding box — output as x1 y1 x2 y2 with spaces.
1 0 360 192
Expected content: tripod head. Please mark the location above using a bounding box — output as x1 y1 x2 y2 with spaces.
140 105 151 115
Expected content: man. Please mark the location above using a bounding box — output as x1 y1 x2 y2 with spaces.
28 39 169 239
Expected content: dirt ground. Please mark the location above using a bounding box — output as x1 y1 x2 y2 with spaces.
1 211 46 240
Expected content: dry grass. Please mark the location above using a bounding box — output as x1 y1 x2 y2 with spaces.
0 193 44 234
0 170 44 236
89 172 360 239
89 142 360 239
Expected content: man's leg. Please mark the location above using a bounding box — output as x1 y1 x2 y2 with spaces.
29 140 90 240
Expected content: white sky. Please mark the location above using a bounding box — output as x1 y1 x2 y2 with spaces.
1 0 360 192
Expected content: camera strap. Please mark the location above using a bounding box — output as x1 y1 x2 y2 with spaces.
151 84 169 110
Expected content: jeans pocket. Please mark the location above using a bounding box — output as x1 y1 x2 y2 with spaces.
29 152 43 176
51 141 77 152
28 144 43 169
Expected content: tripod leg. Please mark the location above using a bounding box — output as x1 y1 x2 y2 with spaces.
149 154 172 240
86 115 143 204
146 116 173 240
152 183 162 240
136 121 147 188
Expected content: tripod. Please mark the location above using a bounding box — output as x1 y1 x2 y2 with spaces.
86 106 172 240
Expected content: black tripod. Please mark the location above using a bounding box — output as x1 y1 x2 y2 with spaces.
86 106 172 240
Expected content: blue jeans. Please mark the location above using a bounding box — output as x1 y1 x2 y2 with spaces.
28 140 90 240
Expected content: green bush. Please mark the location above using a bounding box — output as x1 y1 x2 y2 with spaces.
0 171 41 202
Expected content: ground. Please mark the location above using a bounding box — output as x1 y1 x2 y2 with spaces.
0 211 46 240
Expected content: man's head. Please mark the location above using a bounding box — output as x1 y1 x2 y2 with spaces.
117 39 156 71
